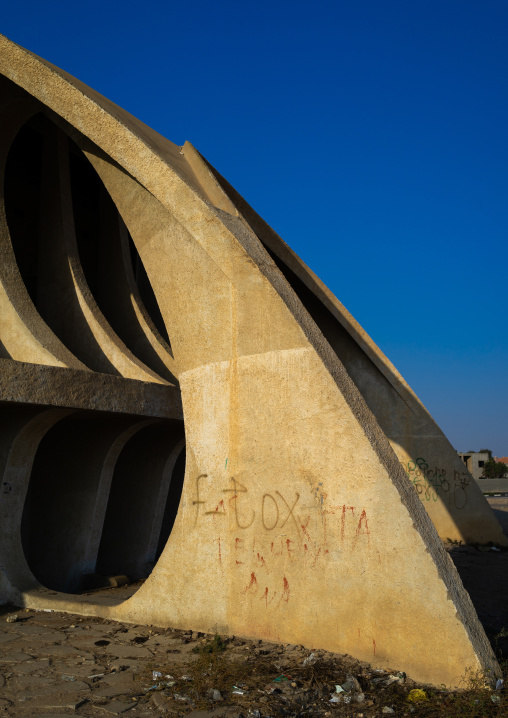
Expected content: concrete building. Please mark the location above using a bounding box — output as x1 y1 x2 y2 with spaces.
0 34 505 686
458 452 490 480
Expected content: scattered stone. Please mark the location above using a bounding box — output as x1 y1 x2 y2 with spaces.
0 651 34 662
96 699 136 713
5 614 18 623
0 633 17 644
105 643 153 658
38 644 81 657
382 708 395 714
151 692 174 711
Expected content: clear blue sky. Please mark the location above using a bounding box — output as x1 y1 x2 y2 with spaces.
2 1 507 455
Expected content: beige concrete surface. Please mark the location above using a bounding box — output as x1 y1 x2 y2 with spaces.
191 147 507 548
0 33 504 687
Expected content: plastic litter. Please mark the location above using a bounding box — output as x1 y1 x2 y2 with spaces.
232 686 248 695
384 672 405 686
273 674 291 682
329 695 342 703
180 674 192 681
407 689 428 703
303 652 318 666
340 674 362 693
491 547 501 551
495 678 504 691
371 671 405 688
491 695 501 704
334 685 345 693
145 679 176 692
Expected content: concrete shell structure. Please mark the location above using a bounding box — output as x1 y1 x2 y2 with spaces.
0 35 505 686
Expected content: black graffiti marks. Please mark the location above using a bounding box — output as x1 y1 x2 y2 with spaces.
453 470 471 510
192 474 208 526
401 458 472 510
262 493 279 530
223 478 255 529
261 491 300 532
193 473 300 533
275 490 300 532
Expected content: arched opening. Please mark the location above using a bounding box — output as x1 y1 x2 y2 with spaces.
21 413 186 596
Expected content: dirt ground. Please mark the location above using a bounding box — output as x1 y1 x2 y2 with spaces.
0 496 506 718
445 496 508 658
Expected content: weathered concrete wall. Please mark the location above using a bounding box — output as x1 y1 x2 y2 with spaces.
0 34 504 687
190 153 506 547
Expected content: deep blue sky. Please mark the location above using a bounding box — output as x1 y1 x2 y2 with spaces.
2 1 507 455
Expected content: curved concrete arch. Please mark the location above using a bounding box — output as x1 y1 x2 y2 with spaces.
186 144 506 546
81 135 499 686
0 34 503 687
60 137 177 381
0 408 72 598
96 421 185 580
81 417 163 577
21 413 162 593
35 121 167 382
116 218 178 382
0 93 86 368
0 89 170 381
145 437 186 566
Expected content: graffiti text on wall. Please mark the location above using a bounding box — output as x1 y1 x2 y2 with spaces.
401 457 471 509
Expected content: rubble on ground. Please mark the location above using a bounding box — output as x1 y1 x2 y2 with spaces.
0 606 505 717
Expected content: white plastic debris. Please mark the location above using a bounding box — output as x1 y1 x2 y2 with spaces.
496 678 504 691
303 652 318 666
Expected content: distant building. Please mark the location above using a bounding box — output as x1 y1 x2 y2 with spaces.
458 452 490 480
